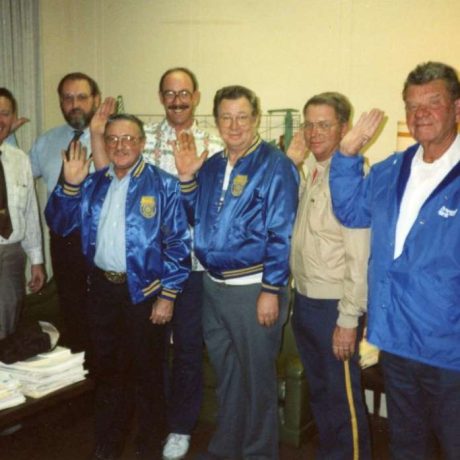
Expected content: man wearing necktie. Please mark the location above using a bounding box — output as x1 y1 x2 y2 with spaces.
29 72 104 358
0 88 45 339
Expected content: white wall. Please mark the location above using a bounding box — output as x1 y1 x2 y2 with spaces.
40 0 460 163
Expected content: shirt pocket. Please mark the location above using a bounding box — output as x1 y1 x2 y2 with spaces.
10 182 28 211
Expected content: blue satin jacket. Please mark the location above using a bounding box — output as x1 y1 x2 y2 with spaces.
330 145 460 371
45 158 191 304
181 138 299 293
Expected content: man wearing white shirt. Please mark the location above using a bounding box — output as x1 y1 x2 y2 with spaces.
0 88 44 339
330 62 460 460
143 68 222 460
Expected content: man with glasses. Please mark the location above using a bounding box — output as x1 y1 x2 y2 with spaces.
175 85 299 460
288 92 371 460
143 67 222 460
46 113 191 460
330 62 460 460
29 72 104 358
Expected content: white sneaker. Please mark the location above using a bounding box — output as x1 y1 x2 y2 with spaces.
162 433 191 459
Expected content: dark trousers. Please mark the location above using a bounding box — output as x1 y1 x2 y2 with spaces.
291 292 371 460
381 351 460 460
0 243 25 339
87 269 167 454
50 230 89 354
164 270 203 434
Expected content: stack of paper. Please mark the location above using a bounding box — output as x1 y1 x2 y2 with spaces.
0 346 87 399
0 371 26 410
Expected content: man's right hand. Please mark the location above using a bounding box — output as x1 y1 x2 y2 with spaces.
287 130 307 166
90 97 116 135
62 141 91 185
90 97 115 170
173 130 208 181
339 109 384 156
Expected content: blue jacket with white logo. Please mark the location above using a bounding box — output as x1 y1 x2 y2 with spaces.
180 138 299 294
45 159 191 304
330 144 460 371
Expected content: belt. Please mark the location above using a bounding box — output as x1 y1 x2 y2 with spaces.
94 266 127 284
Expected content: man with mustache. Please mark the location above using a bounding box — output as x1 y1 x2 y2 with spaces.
143 68 222 460
29 72 103 359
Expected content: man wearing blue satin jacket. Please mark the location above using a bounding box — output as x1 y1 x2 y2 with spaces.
175 85 299 460
45 113 191 460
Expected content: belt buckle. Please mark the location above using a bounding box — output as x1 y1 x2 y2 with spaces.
104 271 126 284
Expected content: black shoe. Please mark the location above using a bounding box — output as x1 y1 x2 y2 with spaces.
135 441 162 459
90 442 122 460
194 451 227 460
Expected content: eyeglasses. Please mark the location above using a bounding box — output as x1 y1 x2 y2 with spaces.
61 93 92 104
104 135 143 147
161 90 193 102
302 121 339 133
218 114 253 128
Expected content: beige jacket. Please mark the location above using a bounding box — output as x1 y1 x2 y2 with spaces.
290 154 370 328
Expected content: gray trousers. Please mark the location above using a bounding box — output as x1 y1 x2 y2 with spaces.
0 243 26 339
203 274 288 460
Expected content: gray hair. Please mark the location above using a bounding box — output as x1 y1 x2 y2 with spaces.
403 62 460 100
105 113 145 138
213 85 261 121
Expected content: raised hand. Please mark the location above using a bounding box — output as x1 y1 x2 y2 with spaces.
339 109 385 156
173 130 208 181
90 97 116 135
62 140 91 185
10 116 30 134
287 130 307 166
91 97 115 169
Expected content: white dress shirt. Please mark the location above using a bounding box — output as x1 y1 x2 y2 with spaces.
0 142 43 264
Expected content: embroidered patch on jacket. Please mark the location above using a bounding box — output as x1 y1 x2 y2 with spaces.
438 206 458 218
140 196 156 218
231 175 248 197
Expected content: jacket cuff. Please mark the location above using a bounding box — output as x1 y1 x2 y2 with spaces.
261 282 281 294
159 288 178 301
180 178 198 194
62 182 81 196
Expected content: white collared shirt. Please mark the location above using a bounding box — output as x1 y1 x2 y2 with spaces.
0 142 43 264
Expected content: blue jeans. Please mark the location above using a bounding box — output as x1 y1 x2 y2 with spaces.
381 351 460 460
292 292 371 460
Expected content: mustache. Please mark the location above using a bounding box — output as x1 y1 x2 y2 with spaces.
69 108 84 115
167 104 189 111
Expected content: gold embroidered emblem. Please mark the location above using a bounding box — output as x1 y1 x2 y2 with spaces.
231 175 248 197
140 196 156 218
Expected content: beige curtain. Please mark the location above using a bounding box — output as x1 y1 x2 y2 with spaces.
0 0 42 152
0 0 51 281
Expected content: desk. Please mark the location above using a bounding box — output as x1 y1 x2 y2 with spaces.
0 378 94 430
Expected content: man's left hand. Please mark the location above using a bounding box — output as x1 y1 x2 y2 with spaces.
256 291 279 327
150 298 174 325
28 264 45 293
332 325 357 361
